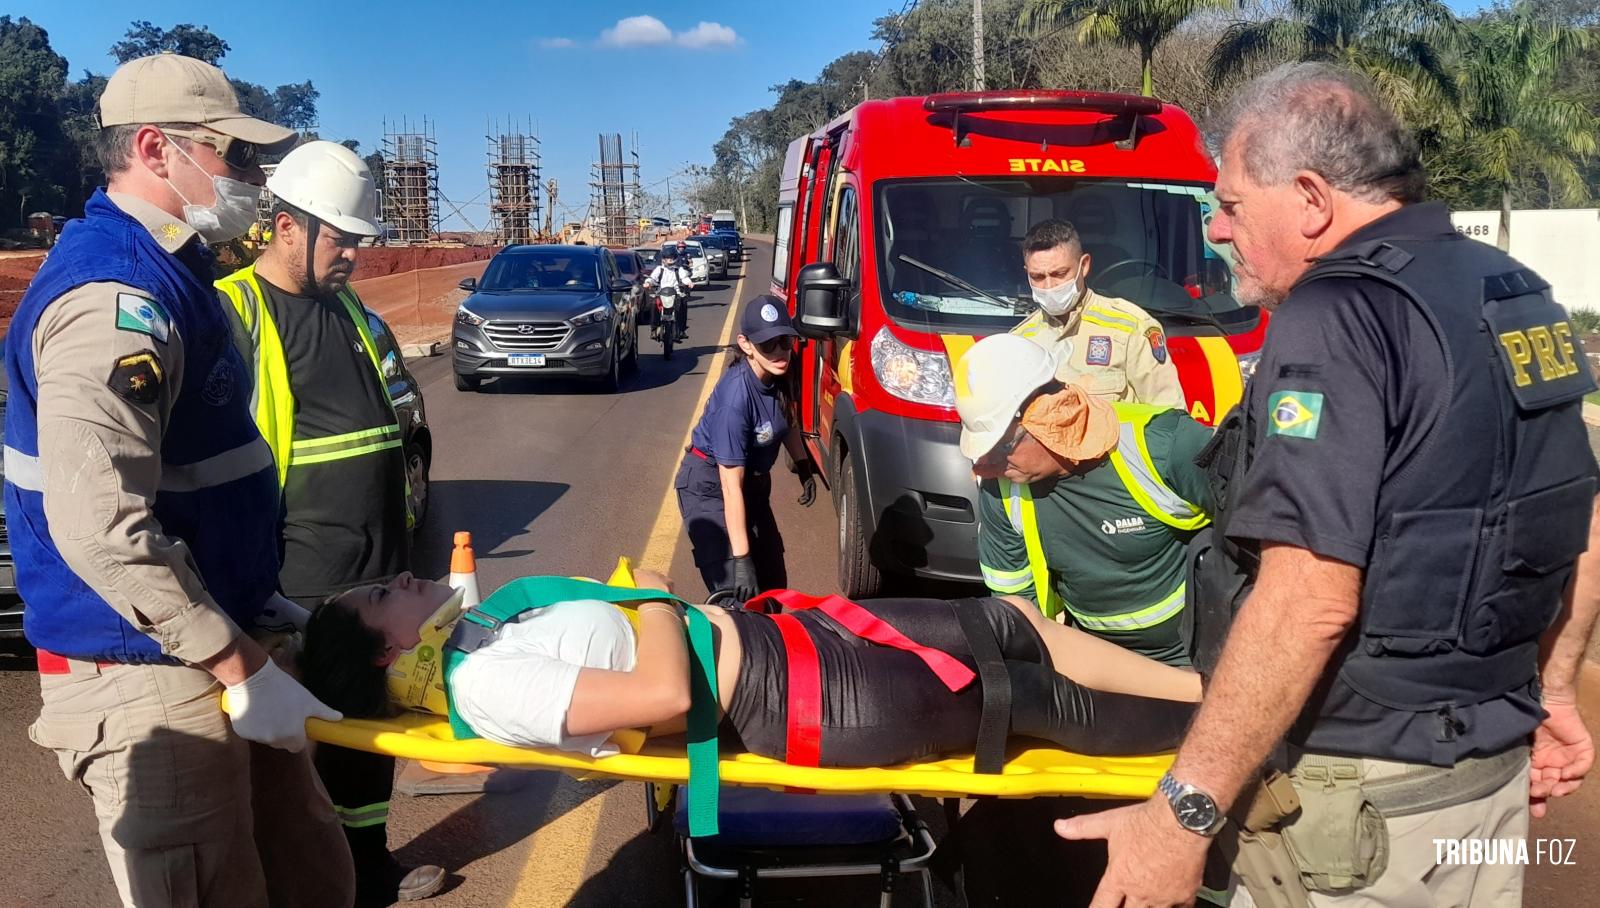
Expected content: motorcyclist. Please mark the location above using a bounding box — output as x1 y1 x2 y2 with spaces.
645 246 694 341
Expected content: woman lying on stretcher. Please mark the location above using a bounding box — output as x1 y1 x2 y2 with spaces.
299 568 1202 767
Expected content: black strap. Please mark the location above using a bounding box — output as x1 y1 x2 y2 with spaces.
950 598 1011 774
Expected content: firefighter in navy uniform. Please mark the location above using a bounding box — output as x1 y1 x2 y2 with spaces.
1061 62 1600 908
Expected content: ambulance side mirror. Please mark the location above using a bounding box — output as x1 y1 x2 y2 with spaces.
796 262 851 338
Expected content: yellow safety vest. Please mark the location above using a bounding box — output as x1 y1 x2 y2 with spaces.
995 402 1208 626
215 265 412 526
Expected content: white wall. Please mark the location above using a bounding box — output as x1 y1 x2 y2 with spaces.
1450 209 1600 313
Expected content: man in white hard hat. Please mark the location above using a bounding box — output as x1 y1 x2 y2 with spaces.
10 53 356 907
952 331 1223 904
216 141 445 905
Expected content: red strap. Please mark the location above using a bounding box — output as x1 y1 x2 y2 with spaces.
689 446 709 461
35 650 70 675
769 613 823 767
748 590 977 693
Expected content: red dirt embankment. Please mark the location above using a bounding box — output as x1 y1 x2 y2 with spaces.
348 245 499 282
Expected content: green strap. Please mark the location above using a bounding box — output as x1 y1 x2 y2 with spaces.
440 576 721 836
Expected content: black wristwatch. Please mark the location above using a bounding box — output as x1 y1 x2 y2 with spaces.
1158 772 1226 837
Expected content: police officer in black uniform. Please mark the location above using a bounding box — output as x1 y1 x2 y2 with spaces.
1060 62 1600 908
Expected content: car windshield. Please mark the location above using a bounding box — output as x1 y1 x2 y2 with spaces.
681 245 706 260
479 251 601 291
875 178 1245 333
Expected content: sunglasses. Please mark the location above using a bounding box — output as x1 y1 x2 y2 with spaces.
756 336 794 356
163 128 261 171
983 421 1030 462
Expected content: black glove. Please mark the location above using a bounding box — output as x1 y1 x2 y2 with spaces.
796 459 818 507
729 555 760 603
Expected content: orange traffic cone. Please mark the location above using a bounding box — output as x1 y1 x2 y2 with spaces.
449 531 481 608
414 531 492 784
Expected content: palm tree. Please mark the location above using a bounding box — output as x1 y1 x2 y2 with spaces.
1022 0 1235 97
1205 0 1461 116
1451 4 1596 250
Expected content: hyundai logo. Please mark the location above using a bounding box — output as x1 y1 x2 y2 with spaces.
517 324 535 335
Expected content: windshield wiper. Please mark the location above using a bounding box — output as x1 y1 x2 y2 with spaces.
896 255 1020 312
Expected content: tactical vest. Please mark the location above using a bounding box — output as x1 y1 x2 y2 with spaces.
3 190 281 662
1195 231 1597 760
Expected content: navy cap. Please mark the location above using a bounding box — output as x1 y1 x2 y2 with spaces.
740 295 799 345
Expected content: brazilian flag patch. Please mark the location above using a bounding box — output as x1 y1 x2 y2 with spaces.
1267 390 1324 439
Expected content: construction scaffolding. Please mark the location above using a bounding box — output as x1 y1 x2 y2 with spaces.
487 117 541 246
382 117 439 245
589 132 640 246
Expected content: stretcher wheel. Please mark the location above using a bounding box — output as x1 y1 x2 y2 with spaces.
644 781 677 835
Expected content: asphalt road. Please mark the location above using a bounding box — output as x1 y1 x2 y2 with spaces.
4 239 1600 906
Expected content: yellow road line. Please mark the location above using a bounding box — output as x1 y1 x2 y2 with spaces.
504 266 747 906
637 267 748 571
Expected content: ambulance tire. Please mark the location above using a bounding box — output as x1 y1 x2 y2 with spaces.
835 452 884 599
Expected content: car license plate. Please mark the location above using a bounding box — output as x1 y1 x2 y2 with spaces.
508 353 546 367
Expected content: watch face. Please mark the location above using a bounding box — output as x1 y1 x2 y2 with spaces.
1175 792 1218 831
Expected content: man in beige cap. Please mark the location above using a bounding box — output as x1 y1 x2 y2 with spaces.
7 53 355 907
1011 218 1186 408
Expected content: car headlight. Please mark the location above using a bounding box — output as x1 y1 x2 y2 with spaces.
570 305 612 327
456 306 485 327
1236 350 1262 382
870 327 954 407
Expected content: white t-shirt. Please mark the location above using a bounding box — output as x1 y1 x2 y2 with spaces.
448 600 636 756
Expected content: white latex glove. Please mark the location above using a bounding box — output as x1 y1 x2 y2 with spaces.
255 593 313 634
224 658 342 752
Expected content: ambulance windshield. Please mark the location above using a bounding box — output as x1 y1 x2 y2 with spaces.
875 179 1246 334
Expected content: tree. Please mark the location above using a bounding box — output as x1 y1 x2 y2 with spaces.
1450 2 1597 248
272 81 320 131
110 21 230 64
1205 0 1462 115
874 0 1045 96
0 16 71 227
1022 0 1236 96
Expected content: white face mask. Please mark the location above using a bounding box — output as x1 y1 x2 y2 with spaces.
1032 276 1083 317
163 134 262 244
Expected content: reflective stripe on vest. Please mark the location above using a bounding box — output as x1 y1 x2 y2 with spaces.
1107 403 1209 531
7 439 273 494
997 479 1065 620
289 424 402 467
216 266 412 526
980 562 1032 595
1062 582 1187 633
1081 307 1139 334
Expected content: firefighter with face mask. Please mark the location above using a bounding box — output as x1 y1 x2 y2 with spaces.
9 53 356 908
1010 218 1185 409
215 141 445 905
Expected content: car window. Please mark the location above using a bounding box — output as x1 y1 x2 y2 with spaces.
364 311 406 386
480 250 602 291
615 253 638 277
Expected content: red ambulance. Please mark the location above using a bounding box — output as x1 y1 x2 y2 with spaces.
773 90 1268 597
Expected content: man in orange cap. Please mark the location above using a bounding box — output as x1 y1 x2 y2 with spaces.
955 332 1216 666
950 331 1224 905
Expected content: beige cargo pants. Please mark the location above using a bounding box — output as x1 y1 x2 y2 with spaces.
30 657 356 908
1233 750 1531 908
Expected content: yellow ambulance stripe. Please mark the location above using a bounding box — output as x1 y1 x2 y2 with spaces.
1195 336 1245 416
836 340 855 394
940 334 977 369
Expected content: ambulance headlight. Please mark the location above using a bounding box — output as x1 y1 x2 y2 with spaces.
1236 351 1261 382
870 327 955 407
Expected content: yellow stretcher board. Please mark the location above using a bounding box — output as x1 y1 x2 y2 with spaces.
307 711 1172 800
297 558 1176 800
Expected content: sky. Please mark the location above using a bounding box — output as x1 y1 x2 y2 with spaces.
11 1 889 231
13 1 1491 233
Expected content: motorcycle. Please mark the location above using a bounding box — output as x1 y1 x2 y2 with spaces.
650 283 684 360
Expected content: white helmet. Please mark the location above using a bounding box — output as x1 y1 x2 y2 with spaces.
954 333 1058 460
267 140 382 237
